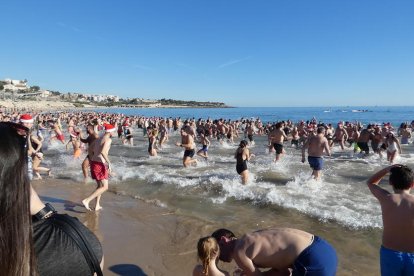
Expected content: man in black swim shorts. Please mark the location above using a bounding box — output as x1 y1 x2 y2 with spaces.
176 126 197 167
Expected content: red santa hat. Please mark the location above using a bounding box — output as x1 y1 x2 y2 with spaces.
20 114 34 123
104 123 116 133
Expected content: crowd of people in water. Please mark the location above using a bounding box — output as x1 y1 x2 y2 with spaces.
1 108 414 275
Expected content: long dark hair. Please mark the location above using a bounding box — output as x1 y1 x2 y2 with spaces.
0 123 37 275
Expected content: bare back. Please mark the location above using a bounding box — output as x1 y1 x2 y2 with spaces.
380 192 414 251
307 135 329 157
234 228 313 272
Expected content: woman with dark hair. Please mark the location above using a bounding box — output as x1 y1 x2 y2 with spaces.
0 122 103 275
0 123 36 275
234 140 254 184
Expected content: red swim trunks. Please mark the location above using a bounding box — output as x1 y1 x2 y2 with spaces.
56 134 65 141
90 161 109 181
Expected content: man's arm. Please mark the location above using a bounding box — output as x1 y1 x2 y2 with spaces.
366 165 397 200
100 139 112 169
301 139 309 163
324 139 331 157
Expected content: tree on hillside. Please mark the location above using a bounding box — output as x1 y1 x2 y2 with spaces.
31 85 40 92
0 84 4 91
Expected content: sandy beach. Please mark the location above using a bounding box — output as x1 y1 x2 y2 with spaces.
33 179 202 275
33 175 382 276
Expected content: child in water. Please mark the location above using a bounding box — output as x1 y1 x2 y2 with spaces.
193 237 229 276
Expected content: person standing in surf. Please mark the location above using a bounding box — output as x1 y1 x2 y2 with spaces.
235 140 254 185
302 126 331 180
367 164 414 275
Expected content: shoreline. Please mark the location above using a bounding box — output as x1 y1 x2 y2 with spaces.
0 99 231 111
32 178 209 275
32 177 381 275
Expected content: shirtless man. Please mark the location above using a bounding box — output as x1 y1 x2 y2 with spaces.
82 123 115 211
357 125 374 155
333 123 348 150
197 130 210 160
211 228 337 276
302 126 331 180
290 126 300 148
80 123 99 181
367 165 414 275
269 122 288 162
176 126 197 167
245 123 256 145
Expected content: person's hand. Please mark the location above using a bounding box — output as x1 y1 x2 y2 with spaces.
175 142 181 147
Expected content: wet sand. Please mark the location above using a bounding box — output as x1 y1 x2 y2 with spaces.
33 178 382 275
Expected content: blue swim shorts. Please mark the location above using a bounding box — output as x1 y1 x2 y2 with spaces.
292 236 338 276
308 156 323 171
380 246 414 276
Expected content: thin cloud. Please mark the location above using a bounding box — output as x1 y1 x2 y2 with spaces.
56 22 83 33
217 56 252 69
176 63 195 70
133 64 154 71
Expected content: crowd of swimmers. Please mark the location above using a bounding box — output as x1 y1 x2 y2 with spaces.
1 109 414 275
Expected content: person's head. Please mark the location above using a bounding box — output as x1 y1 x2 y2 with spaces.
239 140 248 149
211 228 236 262
389 165 414 190
317 126 326 135
104 123 116 137
197 237 220 274
0 122 36 275
86 123 95 134
19 114 34 130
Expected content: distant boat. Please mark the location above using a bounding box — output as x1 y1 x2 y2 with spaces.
352 109 371 113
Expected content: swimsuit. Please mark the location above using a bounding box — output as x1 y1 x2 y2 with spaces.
184 149 195 158
73 148 82 158
292 236 338 276
148 138 153 153
201 144 208 152
387 141 397 153
357 142 369 154
236 150 247 174
380 246 414 276
56 133 65 141
401 137 409 145
273 143 284 154
90 161 109 181
308 156 324 171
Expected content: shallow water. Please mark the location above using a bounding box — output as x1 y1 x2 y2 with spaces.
42 126 414 275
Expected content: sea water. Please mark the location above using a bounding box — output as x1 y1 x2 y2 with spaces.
42 106 414 275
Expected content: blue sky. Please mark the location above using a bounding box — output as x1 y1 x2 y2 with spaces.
1 1 413 107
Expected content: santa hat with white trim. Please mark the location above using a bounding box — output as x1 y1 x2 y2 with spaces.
104 123 116 133
20 114 34 123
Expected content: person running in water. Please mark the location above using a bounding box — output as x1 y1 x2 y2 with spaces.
176 126 197 167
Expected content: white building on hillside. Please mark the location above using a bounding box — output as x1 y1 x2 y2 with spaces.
2 79 29 92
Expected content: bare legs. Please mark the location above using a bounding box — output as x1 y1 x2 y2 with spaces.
82 157 90 181
82 179 108 211
240 170 249 185
183 156 197 167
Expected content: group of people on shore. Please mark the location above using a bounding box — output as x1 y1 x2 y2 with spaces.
1 108 414 275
